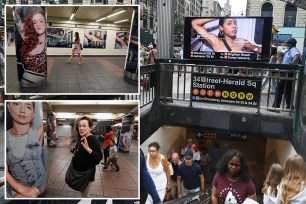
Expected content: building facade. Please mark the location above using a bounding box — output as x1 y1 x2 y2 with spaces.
246 0 306 27
4 0 138 4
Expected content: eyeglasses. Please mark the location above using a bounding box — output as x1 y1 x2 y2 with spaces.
148 150 157 153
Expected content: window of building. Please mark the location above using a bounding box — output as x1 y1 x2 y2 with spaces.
117 0 123 3
9 0 16 3
33 0 41 4
103 0 108 3
73 0 82 3
261 2 273 17
143 18 147 29
284 4 297 27
21 0 28 4
149 17 153 29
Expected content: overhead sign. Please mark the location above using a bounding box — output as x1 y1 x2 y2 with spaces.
271 34 292 46
191 74 261 107
197 130 248 141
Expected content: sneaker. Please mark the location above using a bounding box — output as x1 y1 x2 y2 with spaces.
115 169 121 173
102 166 108 170
110 163 113 167
100 162 106 165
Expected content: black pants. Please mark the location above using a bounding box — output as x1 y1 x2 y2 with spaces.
103 148 109 163
273 79 293 108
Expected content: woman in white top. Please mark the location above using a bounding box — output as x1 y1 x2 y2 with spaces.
275 155 306 204
262 163 284 204
145 142 171 204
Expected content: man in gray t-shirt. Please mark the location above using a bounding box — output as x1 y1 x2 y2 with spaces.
102 140 121 172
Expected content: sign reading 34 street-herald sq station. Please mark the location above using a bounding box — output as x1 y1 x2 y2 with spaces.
191 74 262 107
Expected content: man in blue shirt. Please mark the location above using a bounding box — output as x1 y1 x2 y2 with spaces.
177 149 205 201
272 38 301 110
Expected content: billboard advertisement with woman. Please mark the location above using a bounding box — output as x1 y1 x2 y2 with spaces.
83 29 107 49
184 17 273 62
115 32 129 49
47 27 73 48
13 6 47 88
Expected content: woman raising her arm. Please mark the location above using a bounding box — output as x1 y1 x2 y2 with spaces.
192 18 262 53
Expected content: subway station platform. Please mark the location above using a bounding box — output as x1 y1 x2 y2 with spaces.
6 56 138 94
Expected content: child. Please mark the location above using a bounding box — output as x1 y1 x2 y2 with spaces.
102 140 121 173
262 163 284 204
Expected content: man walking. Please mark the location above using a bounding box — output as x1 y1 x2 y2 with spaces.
177 150 204 202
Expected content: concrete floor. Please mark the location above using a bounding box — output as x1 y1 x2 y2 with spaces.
6 56 138 94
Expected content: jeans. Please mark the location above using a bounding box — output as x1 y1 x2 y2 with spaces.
262 71 276 92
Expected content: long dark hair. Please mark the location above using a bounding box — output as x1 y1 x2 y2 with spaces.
20 7 46 61
74 32 80 43
217 149 251 182
217 18 225 38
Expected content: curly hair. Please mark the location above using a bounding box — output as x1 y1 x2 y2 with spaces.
20 7 46 62
262 163 284 197
281 155 305 204
217 149 251 182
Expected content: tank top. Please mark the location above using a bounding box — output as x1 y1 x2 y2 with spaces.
146 153 167 191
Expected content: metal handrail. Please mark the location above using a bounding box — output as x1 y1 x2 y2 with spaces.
140 58 304 144
164 187 212 204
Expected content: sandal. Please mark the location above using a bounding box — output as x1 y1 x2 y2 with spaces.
66 60 71 63
78 62 83 65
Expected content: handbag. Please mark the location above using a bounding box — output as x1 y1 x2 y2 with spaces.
65 161 93 191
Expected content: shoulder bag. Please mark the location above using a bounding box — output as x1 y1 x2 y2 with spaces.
65 140 93 191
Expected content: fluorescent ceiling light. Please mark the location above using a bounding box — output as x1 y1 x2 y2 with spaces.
96 17 106 22
114 19 129 24
55 112 77 119
106 10 126 18
96 113 117 120
70 13 75 20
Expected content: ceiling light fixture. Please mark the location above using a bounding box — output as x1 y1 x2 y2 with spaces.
106 9 126 18
70 13 75 20
114 19 129 24
96 17 106 22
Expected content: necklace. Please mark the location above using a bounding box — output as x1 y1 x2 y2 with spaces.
10 128 29 136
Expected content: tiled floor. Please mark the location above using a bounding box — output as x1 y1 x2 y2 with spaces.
6 56 138 94
43 137 138 198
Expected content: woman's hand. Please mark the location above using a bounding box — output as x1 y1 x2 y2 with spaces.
81 137 92 153
19 185 40 198
64 136 72 146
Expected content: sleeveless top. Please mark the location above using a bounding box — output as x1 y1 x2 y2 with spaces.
146 153 167 191
23 49 47 74
6 127 47 192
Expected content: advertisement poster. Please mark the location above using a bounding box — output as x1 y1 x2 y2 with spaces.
271 34 292 46
184 17 273 62
115 31 129 49
191 74 261 107
47 27 73 48
6 25 15 47
13 6 47 87
6 101 47 198
125 12 138 74
83 29 107 48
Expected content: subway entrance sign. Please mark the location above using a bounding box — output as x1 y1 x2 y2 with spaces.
191 74 261 107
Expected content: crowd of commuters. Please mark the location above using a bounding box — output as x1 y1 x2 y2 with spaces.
142 138 306 204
